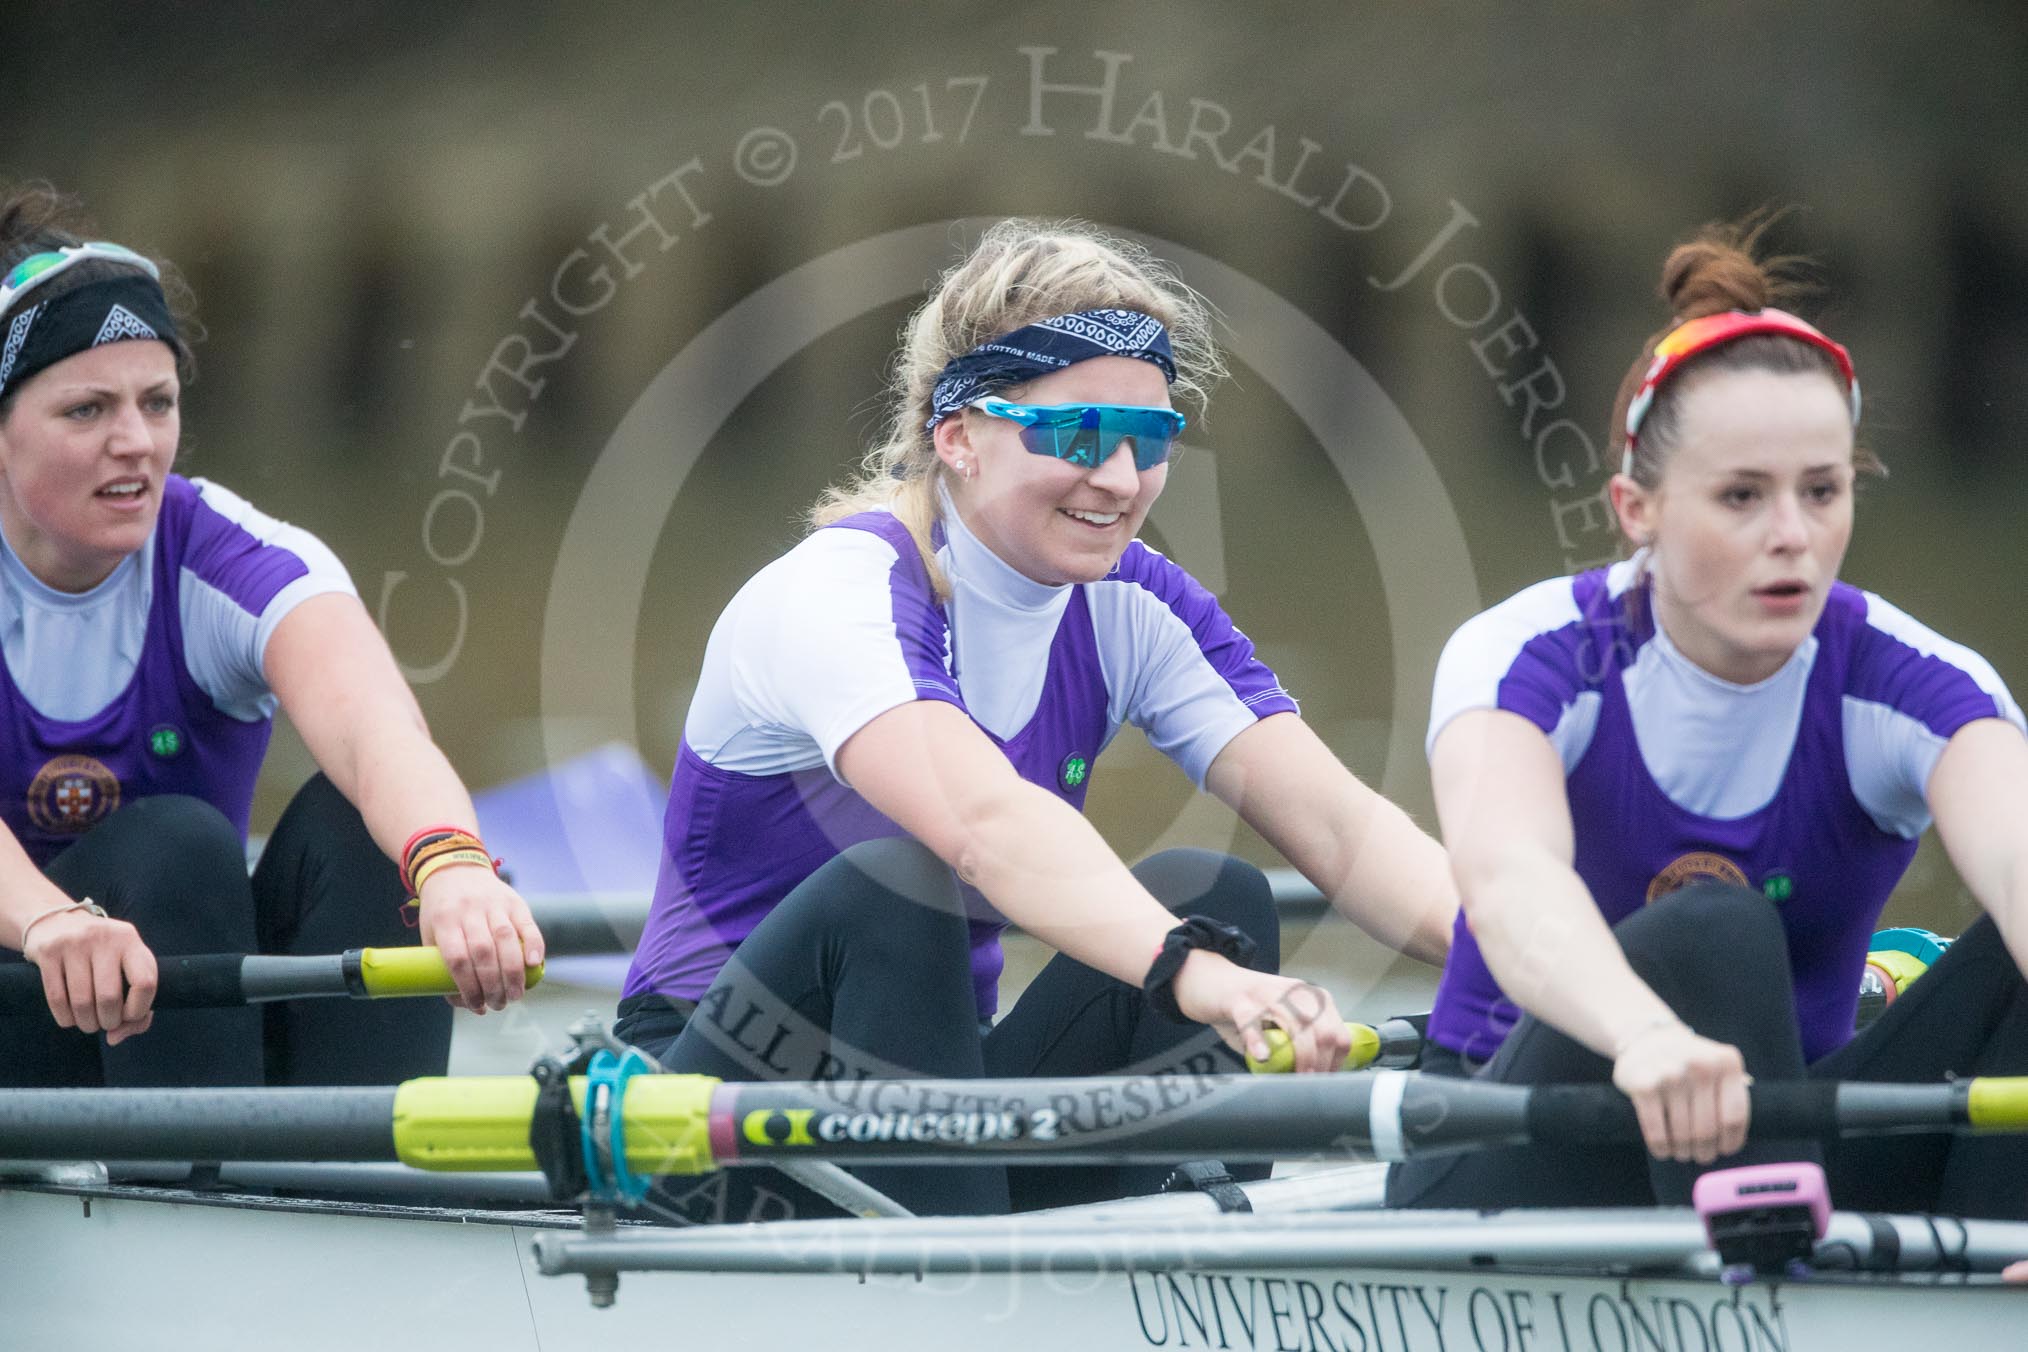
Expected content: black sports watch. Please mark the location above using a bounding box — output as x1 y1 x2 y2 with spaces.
1142 915 1258 1024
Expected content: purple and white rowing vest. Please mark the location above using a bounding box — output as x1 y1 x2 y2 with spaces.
0 475 355 866
1426 558 2023 1063
626 505 1297 1017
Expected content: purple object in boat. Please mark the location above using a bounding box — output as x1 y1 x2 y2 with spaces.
471 742 665 987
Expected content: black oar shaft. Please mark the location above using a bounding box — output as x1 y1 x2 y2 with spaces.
0 954 252 1013
0 1087 399 1161
0 949 541 1014
1521 1081 1966 1147
0 1073 1999 1173
715 1075 1978 1169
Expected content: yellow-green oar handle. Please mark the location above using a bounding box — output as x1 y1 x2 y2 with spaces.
392 1074 718 1174
1967 1077 2028 1132
355 947 546 998
1246 1022 1383 1074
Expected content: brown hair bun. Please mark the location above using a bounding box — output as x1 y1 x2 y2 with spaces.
1660 235 1772 321
1610 212 1856 483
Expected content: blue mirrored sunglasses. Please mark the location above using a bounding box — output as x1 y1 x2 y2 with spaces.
970 397 1185 471
0 242 161 315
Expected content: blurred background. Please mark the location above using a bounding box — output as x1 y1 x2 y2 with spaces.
5 2 2023 1030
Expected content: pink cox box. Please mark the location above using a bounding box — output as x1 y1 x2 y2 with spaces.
1693 1161 1832 1233
1693 1162 1831 1279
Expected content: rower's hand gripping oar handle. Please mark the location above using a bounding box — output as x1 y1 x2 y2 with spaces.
0 953 259 1012
0 952 253 1012
1521 1078 2028 1145
349 947 547 999
0 947 545 1013
1245 1016 1425 1074
1521 1081 1844 1146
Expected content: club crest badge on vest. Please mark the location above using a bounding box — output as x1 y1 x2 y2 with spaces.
26 755 122 834
1644 850 1748 904
1059 754 1090 791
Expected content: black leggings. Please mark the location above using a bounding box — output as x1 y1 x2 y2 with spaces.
0 775 451 1088
614 839 1280 1222
1387 883 2028 1218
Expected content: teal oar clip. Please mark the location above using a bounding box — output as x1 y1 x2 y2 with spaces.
581 1047 656 1205
1870 928 1950 967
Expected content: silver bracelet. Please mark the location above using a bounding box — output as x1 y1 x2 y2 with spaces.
18 897 109 951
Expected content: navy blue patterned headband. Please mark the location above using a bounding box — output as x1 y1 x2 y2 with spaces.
924 308 1176 432
0 276 179 405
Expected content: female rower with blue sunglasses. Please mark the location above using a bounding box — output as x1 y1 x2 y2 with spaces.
616 219 1457 1219
0 184 543 1088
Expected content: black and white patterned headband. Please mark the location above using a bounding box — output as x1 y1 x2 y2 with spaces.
0 275 180 406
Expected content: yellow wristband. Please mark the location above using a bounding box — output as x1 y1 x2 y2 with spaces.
411 848 495 895
406 837 484 871
401 828 488 894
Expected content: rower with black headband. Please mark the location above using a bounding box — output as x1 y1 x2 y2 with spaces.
0 183 544 1088
615 218 1457 1221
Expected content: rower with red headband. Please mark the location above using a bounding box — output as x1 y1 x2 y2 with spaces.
1389 218 2028 1216
0 183 543 1088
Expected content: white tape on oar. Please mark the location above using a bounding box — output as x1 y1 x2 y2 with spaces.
1368 1069 1409 1162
